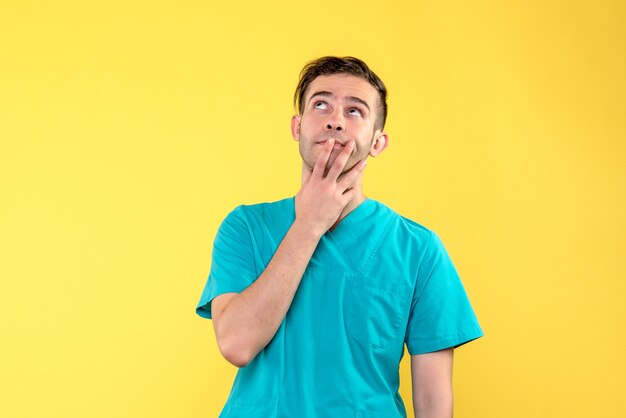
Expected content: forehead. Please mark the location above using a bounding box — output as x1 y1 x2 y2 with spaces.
304 74 378 105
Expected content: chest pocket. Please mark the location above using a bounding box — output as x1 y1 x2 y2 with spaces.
345 275 411 349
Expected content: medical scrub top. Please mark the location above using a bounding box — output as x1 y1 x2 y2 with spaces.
196 197 483 418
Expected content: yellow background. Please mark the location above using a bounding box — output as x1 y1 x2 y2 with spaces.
1 0 625 417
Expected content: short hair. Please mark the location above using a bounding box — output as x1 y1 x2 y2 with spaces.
294 56 388 130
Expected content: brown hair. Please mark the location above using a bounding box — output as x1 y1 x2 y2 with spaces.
294 56 388 130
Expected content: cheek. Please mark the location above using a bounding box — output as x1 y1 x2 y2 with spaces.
299 120 316 136
356 136 375 156
307 111 330 125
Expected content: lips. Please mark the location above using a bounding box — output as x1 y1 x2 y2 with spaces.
316 138 346 146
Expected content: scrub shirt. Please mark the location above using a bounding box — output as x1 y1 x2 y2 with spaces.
196 197 483 418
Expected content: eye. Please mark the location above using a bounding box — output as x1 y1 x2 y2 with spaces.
314 100 328 110
348 107 362 117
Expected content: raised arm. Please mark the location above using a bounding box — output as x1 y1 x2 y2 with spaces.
411 348 454 418
211 139 366 367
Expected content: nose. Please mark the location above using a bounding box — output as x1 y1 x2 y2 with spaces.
325 120 344 131
325 110 344 132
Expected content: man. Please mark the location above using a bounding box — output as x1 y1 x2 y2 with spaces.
196 56 483 418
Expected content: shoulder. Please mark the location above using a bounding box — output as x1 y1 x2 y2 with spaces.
232 196 295 222
220 196 295 239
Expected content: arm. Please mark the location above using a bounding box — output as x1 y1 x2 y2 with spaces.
411 348 454 418
211 139 365 367
211 222 320 367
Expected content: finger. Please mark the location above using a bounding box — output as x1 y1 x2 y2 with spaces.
312 138 335 179
326 140 355 180
341 187 357 203
338 159 367 191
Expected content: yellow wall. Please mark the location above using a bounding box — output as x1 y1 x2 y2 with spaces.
1 1 624 417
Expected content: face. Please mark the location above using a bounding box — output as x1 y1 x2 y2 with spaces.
291 74 388 174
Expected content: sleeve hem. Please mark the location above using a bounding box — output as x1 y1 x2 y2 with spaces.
195 282 247 320
406 327 484 355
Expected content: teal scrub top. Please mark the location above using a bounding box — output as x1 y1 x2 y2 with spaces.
196 197 483 418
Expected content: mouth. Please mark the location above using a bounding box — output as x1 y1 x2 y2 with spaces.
316 138 346 147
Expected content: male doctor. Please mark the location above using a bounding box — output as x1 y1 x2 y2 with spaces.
196 56 483 418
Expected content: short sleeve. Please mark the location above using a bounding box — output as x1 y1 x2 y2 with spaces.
405 231 484 354
195 206 258 319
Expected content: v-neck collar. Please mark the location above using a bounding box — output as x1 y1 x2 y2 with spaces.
327 198 375 236
286 196 376 237
306 198 392 273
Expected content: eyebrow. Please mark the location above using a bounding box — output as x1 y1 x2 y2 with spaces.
308 91 370 111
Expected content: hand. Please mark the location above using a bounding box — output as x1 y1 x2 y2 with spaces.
294 138 367 237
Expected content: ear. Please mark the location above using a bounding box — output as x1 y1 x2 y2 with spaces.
369 130 389 157
291 115 301 141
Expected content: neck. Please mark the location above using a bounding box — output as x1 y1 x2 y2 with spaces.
301 163 367 231
331 193 367 231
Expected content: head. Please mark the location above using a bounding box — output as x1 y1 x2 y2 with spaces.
291 56 390 175
294 56 388 131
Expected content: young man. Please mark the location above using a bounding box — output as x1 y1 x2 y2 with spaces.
196 56 483 418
